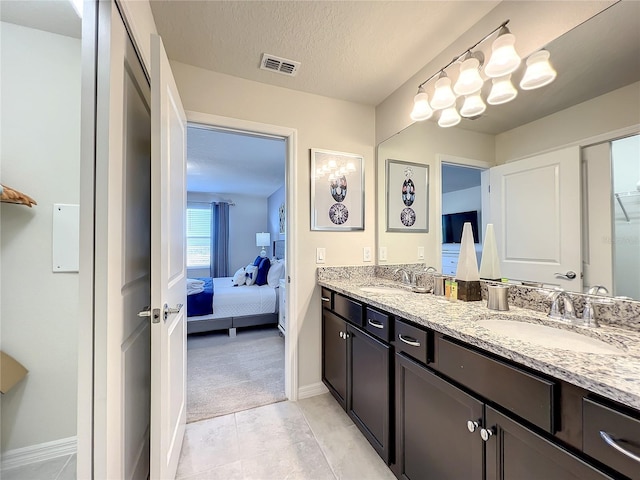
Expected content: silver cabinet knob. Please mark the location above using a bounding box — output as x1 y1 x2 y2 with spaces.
480 427 494 442
467 420 480 433
339 331 344 339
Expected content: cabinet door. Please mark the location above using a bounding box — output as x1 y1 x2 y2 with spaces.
484 406 613 480
322 309 348 408
395 353 483 480
349 325 391 463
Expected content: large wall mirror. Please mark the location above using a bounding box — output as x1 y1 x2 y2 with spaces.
377 1 640 300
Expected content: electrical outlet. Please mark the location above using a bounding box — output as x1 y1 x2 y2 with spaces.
418 246 425 260
379 246 388 262
316 247 326 264
363 247 372 262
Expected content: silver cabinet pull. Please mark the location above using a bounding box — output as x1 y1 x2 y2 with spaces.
321 296 331 302
138 306 151 317
163 303 183 321
554 270 577 280
480 427 494 442
599 430 640 464
467 420 480 433
398 334 420 347
368 318 384 329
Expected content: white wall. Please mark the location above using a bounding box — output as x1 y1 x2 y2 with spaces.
442 186 482 216
377 120 494 266
172 61 376 389
186 192 269 276
268 185 285 251
1 23 80 451
495 82 640 163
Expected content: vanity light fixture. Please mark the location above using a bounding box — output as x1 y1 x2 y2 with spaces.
519 49 557 90
409 20 556 128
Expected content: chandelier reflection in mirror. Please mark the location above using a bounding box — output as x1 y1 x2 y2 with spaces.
410 20 557 127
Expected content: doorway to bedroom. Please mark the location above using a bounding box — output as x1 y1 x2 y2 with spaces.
184 122 288 423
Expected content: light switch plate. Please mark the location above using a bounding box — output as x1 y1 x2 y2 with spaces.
316 247 326 264
379 246 388 262
363 247 372 262
418 246 425 260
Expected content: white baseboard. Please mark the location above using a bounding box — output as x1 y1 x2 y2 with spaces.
297 382 329 399
1 436 76 471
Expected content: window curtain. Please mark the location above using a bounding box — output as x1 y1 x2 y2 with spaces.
210 202 230 277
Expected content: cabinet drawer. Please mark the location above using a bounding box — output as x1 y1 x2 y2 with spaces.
334 293 363 326
365 307 391 343
395 319 429 365
321 288 333 310
437 336 556 433
583 398 640 480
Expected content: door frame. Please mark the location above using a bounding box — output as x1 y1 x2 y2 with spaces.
186 110 299 400
435 154 492 271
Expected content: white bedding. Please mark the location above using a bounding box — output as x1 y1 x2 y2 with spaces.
188 277 278 320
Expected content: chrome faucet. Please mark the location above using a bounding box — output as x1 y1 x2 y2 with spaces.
394 268 413 286
548 289 577 323
580 286 610 328
424 266 437 274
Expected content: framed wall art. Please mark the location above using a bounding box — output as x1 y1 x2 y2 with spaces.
386 159 429 232
310 148 364 231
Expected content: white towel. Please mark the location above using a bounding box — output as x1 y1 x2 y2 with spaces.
187 278 205 288
187 286 204 296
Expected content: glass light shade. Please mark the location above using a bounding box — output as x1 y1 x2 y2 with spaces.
484 33 521 78
454 57 483 96
430 76 457 110
460 92 486 118
438 107 461 128
520 50 557 90
410 89 433 121
487 75 518 105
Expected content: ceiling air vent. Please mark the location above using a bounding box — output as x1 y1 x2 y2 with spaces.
260 54 300 77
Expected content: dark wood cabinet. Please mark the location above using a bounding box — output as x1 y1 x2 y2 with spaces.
484 406 614 480
395 352 484 480
321 290 392 463
322 309 347 408
349 325 391 463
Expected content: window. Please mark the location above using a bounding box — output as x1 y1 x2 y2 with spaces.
186 204 211 268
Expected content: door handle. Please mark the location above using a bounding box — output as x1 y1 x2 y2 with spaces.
138 306 151 317
163 303 183 321
554 270 577 280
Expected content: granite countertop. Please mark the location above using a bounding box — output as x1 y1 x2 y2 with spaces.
318 276 640 411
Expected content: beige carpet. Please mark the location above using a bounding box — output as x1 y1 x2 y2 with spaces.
187 325 286 423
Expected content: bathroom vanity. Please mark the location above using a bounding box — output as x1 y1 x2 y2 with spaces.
318 268 640 480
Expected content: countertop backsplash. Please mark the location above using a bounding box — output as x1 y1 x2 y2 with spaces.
317 265 640 333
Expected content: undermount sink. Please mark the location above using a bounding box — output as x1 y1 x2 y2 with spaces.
479 319 625 355
359 286 410 295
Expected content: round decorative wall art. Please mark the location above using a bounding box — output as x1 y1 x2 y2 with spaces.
400 207 416 226
329 203 349 225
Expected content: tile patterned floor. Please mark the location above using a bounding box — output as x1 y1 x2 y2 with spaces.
176 393 396 480
1 394 394 479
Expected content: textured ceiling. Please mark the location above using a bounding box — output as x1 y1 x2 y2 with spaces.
150 0 500 106
187 126 286 197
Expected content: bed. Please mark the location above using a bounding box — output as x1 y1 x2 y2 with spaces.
187 240 285 336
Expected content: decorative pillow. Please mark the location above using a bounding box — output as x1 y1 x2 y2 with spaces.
245 265 258 286
267 261 285 287
232 267 246 286
253 255 263 267
255 257 271 286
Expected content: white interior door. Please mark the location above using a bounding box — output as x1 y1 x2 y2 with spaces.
150 34 187 479
90 3 152 478
489 146 581 290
